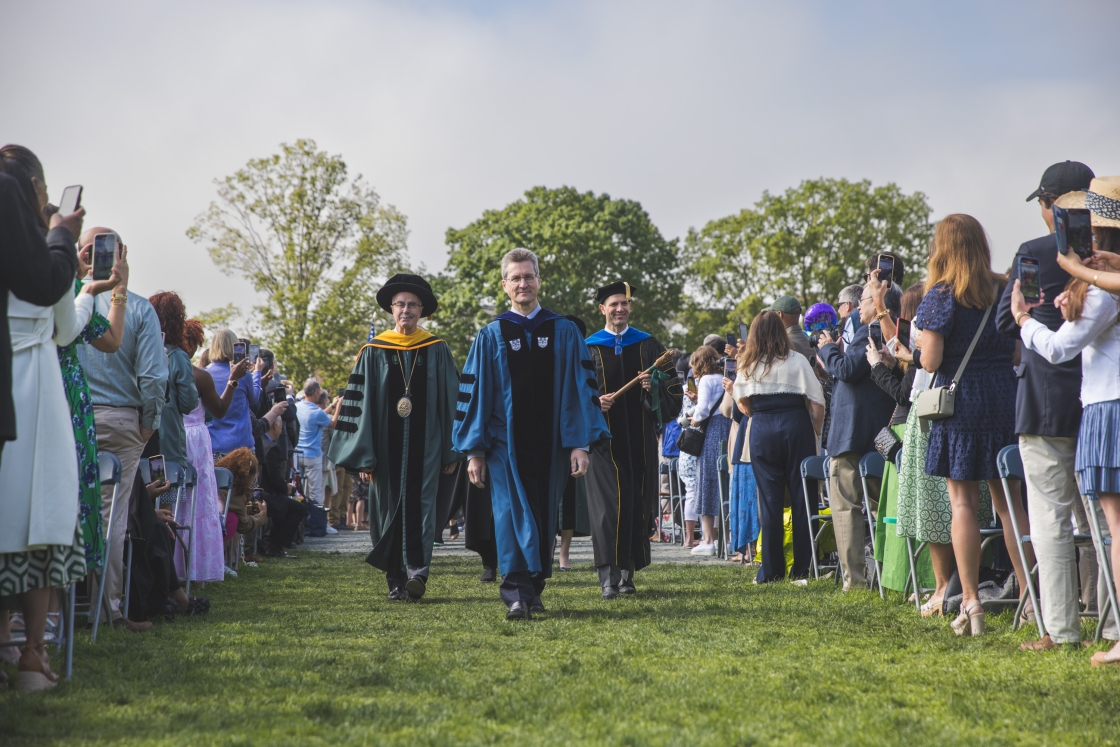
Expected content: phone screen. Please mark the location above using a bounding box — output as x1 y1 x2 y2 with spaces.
869 324 884 349
738 323 749 343
149 456 166 484
249 344 260 362
1018 257 1041 302
724 359 737 378
59 185 82 216
896 318 911 350
92 233 116 281
1055 207 1093 258
878 254 894 281
233 342 247 364
686 377 697 394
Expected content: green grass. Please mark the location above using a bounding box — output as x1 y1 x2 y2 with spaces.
2 553 1119 746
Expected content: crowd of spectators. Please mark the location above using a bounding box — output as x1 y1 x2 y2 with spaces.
0 143 365 692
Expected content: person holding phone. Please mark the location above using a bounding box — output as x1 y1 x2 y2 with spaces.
205 329 262 460
1009 174 1120 654
583 281 681 597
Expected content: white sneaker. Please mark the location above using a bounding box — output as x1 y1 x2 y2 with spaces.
326 525 339 534
690 542 717 556
224 565 238 578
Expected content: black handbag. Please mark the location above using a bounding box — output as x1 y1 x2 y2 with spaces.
873 426 902 463
676 399 720 456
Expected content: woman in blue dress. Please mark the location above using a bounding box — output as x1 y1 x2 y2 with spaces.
914 214 1030 636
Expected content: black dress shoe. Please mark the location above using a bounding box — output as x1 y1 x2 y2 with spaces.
619 581 636 595
405 576 427 601
601 586 620 600
388 588 407 601
480 566 497 583
506 602 531 620
529 601 546 614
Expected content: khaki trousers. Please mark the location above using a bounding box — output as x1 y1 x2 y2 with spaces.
331 467 353 525
1020 434 1117 642
829 451 877 590
92 406 146 622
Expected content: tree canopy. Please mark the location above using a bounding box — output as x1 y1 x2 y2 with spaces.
432 186 684 363
187 139 408 388
685 178 933 335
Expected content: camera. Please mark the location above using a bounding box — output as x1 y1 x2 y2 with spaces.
804 302 839 349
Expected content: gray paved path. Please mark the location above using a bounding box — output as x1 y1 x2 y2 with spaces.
302 530 735 566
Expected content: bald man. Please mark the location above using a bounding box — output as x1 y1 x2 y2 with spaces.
76 227 168 632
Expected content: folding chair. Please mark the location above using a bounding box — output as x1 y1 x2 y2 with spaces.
1084 498 1119 642
666 457 683 545
887 450 936 611
859 451 885 598
171 463 199 594
90 452 123 642
802 455 840 583
717 452 731 560
214 467 237 571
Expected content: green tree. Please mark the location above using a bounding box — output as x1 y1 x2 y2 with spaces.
433 186 684 363
685 178 933 336
187 139 408 389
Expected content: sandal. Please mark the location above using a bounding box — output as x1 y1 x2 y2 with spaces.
920 597 944 618
17 646 58 693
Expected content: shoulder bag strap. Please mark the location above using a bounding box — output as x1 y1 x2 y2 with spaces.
948 303 993 391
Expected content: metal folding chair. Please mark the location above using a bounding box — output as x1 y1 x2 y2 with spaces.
801 455 840 583
666 457 683 545
717 452 731 560
214 467 237 571
1084 498 1118 642
888 450 936 611
859 451 885 598
997 446 1045 635
90 452 123 642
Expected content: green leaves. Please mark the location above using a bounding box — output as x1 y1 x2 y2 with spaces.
188 139 408 388
686 178 933 328
433 186 684 363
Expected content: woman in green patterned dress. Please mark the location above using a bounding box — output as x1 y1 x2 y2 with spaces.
60 245 130 570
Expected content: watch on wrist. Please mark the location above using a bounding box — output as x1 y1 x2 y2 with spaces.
228 378 239 389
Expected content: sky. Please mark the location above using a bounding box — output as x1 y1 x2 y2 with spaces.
3 0 1118 319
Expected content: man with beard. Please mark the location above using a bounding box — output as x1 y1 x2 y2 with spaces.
328 274 461 601
453 248 609 620
584 281 681 598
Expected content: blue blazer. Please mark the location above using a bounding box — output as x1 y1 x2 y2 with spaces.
818 321 896 456
995 234 1082 438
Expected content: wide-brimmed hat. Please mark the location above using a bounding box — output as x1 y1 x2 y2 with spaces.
1054 176 1120 229
376 274 438 317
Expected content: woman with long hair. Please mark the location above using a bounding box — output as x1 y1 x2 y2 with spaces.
915 214 1030 635
205 329 262 461
734 311 824 582
688 344 731 556
1014 182 1120 664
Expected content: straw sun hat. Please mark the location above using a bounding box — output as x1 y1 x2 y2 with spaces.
1053 176 1120 229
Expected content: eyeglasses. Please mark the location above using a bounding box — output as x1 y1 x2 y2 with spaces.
859 295 873 304
390 302 423 311
504 273 539 286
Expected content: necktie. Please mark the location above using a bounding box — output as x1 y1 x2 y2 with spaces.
615 334 622 355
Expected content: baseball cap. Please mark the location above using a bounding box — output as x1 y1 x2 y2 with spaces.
1026 161 1095 202
770 295 802 315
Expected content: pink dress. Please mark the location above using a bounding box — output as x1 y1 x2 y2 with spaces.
178 400 225 583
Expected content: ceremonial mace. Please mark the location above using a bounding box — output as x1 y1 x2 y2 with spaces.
607 349 677 397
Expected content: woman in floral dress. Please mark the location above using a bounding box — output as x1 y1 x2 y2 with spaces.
58 245 129 571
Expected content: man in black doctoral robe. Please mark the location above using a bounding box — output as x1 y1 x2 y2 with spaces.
584 281 681 598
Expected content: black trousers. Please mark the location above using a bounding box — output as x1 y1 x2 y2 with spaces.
499 571 545 608
263 494 309 552
748 396 816 583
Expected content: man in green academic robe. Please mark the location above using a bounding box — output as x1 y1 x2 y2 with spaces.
328 274 462 601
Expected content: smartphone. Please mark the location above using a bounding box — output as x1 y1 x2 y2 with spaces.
738 322 749 343
877 254 894 282
249 343 260 362
1018 256 1041 303
252 488 263 502
896 318 912 350
869 324 884 349
149 456 166 485
91 233 117 281
724 358 737 378
271 388 288 406
725 333 736 348
233 342 247 364
1053 206 1094 259
58 185 82 216
337 387 346 398
686 376 697 394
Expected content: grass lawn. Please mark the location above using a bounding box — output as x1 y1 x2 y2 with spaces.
2 552 1118 746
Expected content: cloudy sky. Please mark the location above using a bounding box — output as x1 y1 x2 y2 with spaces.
3 0 1118 318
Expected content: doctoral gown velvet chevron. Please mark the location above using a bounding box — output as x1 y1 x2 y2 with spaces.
584 327 681 574
328 329 461 575
453 310 610 578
